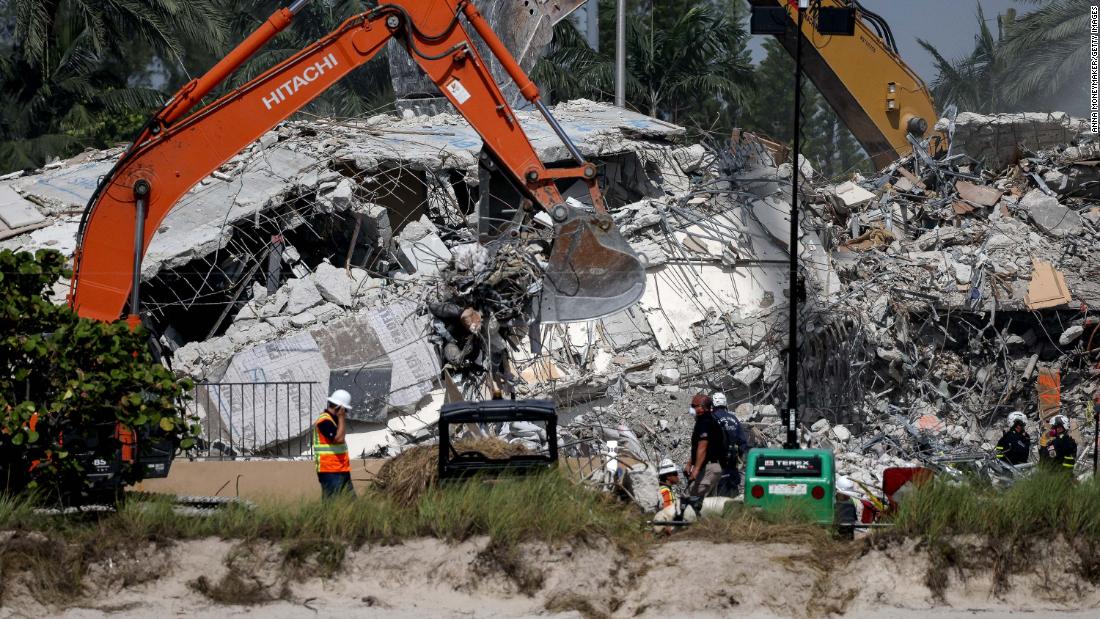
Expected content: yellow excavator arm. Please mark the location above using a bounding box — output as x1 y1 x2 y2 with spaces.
750 0 945 170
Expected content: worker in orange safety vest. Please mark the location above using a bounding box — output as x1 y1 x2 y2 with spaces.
314 389 354 498
656 458 681 511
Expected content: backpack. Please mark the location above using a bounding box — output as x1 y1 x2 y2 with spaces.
712 409 745 468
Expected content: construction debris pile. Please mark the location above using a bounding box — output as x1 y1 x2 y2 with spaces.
559 110 1100 498
1 102 1097 497
516 110 1100 498
793 110 1100 489
427 241 542 399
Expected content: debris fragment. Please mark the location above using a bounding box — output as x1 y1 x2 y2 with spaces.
1024 260 1071 309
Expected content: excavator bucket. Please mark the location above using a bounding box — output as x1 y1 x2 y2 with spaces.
539 208 646 323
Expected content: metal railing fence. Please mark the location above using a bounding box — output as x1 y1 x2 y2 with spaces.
188 381 320 459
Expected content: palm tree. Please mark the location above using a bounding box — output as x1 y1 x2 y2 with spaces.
11 0 229 70
1 0 230 172
997 0 1090 113
1 21 114 170
918 1 1090 115
917 3 1009 114
218 1 393 118
532 1 753 133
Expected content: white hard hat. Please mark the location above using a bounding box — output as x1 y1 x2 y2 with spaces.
1007 411 1027 427
836 476 858 495
327 389 353 410
712 392 727 407
1051 414 1069 429
657 458 678 476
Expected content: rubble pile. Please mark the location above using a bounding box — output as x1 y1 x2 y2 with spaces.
509 112 1100 495
799 116 1100 483
577 112 1099 494
1 102 1097 491
427 242 541 399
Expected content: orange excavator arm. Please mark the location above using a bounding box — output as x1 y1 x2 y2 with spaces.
71 0 643 325
750 0 945 170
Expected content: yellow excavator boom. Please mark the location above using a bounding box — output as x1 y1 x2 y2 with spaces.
750 0 945 170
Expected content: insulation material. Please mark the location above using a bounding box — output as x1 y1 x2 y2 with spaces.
366 302 440 408
1037 369 1062 418
218 332 330 450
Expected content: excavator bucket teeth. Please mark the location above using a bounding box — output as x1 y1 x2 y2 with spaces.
540 209 646 323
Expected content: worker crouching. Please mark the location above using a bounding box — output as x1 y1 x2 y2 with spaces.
314 389 355 498
995 411 1031 465
1039 414 1077 477
656 458 681 512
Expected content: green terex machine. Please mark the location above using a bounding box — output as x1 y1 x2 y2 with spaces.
739 0 851 527
744 448 836 524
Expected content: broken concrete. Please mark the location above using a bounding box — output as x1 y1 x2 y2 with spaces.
1021 189 1084 237
935 111 1088 170
0 185 46 229
5 100 1097 486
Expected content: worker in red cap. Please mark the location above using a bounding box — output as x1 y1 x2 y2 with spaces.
684 393 724 501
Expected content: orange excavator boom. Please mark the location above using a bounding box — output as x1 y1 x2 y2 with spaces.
70 0 644 325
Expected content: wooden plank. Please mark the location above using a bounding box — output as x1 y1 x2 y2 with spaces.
1024 260 1071 309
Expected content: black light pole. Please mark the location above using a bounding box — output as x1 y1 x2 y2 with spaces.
784 4 806 451
1093 396 1099 476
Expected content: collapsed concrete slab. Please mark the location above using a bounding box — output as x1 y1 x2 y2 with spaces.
5 99 1098 486
0 184 46 229
1021 189 1084 238
183 300 440 451
935 111 1087 170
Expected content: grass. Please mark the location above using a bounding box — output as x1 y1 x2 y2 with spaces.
0 470 640 606
0 470 638 548
890 471 1100 541
4 470 1100 607
685 474 1100 605
685 500 837 546
883 471 1100 599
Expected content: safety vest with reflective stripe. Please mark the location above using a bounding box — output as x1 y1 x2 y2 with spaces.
313 411 350 473
658 485 675 511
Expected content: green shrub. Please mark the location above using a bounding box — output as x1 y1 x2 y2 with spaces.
0 250 199 499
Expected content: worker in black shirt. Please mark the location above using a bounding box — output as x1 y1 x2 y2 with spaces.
995 411 1031 465
684 393 724 501
1039 414 1077 477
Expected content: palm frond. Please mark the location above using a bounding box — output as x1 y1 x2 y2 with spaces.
94 87 164 113
14 0 50 66
998 1 1088 106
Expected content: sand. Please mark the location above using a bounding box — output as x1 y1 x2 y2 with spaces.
2 535 1097 619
